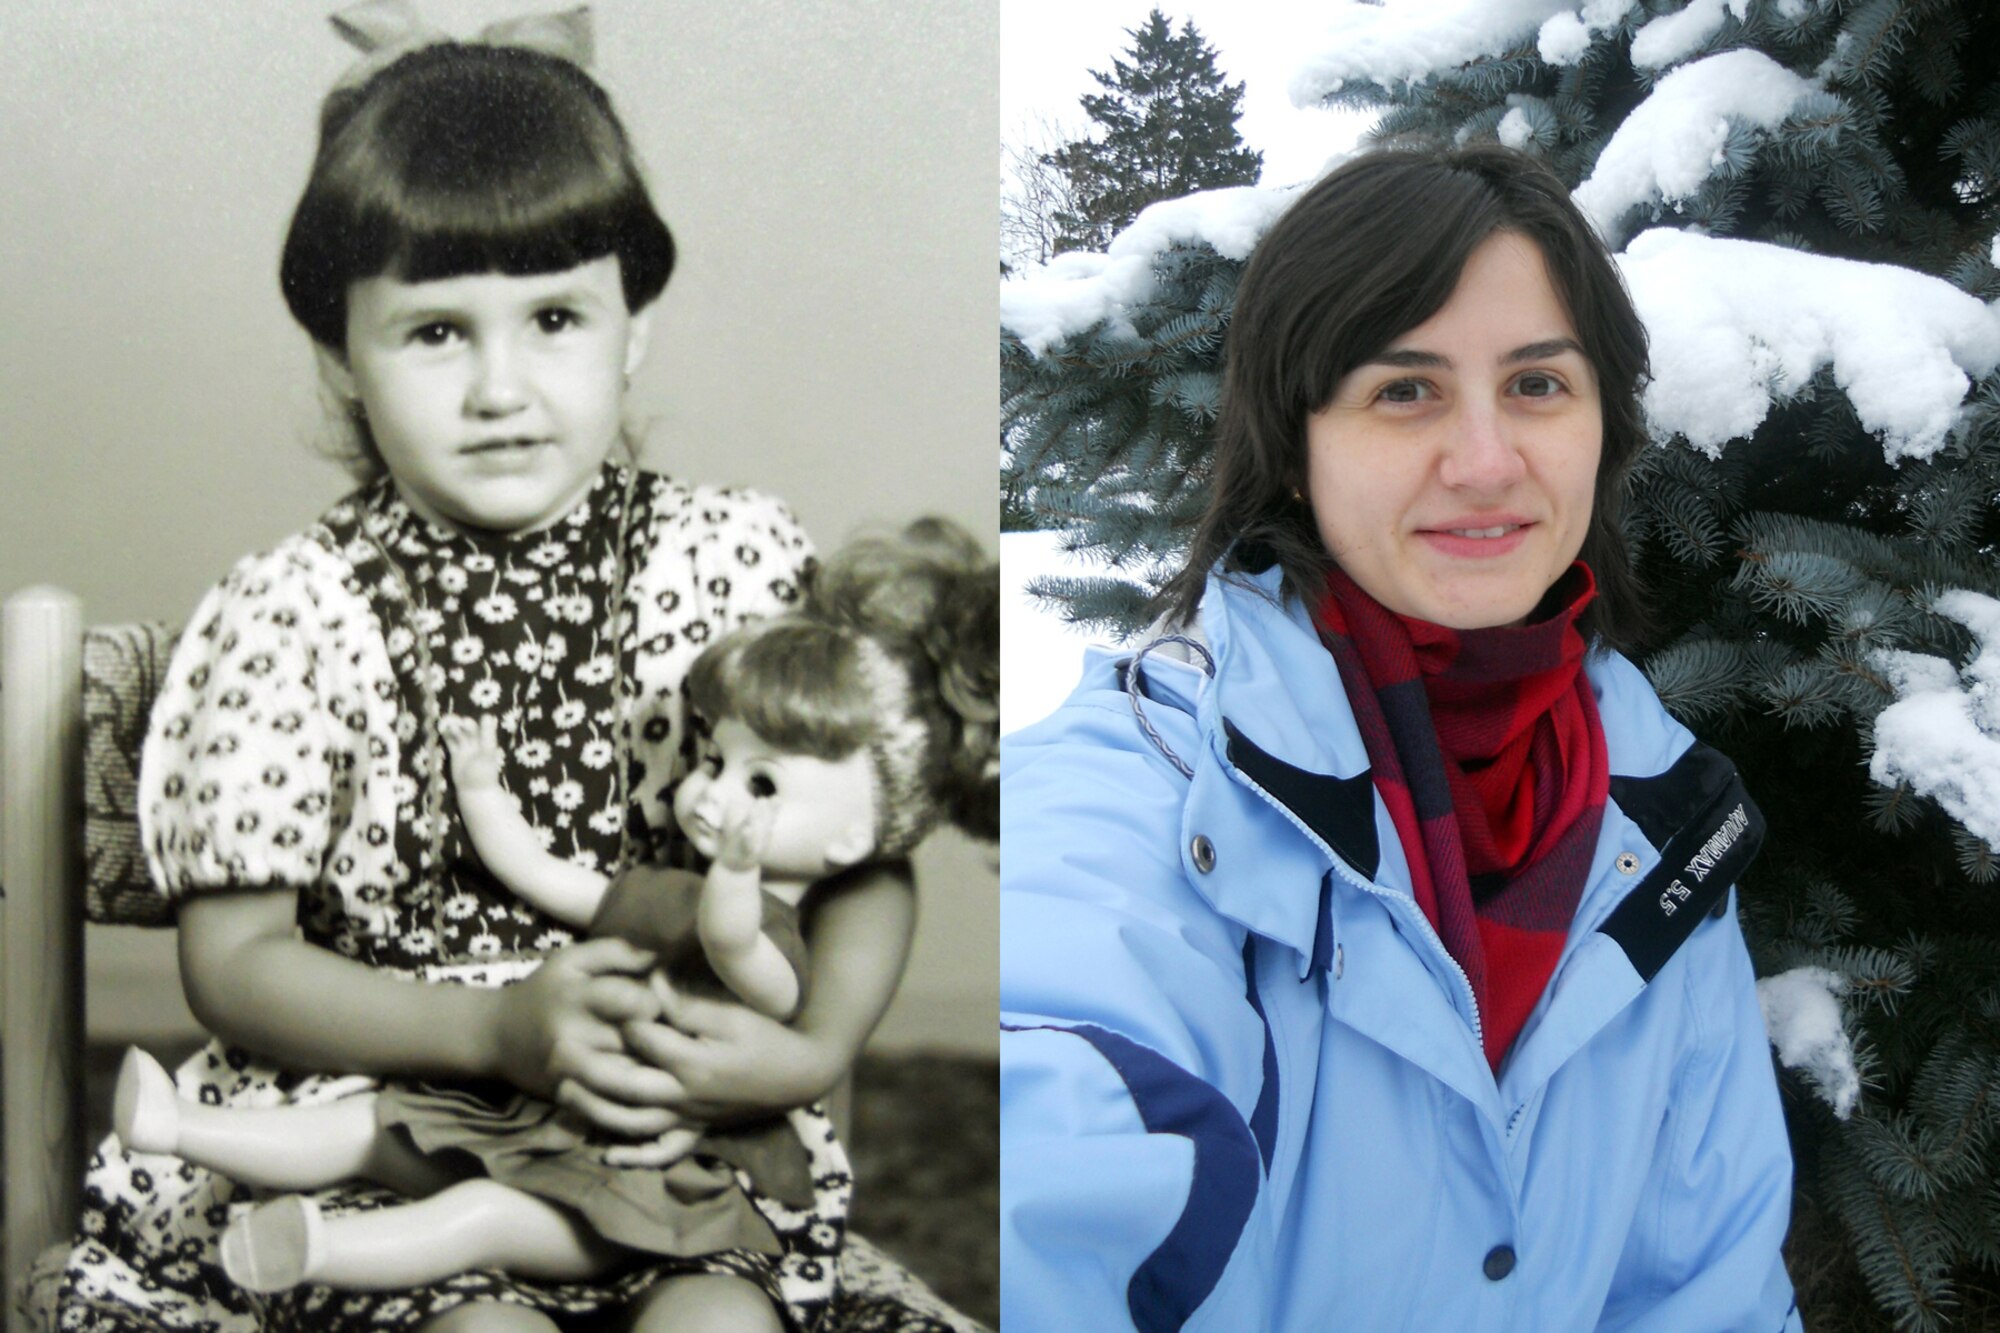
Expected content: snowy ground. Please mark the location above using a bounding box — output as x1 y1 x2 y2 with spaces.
1000 530 1119 736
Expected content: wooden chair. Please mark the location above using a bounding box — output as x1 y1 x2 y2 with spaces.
1 586 982 1333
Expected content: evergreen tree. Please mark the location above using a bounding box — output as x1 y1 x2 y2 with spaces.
1047 10 1264 255
1002 4 2000 1327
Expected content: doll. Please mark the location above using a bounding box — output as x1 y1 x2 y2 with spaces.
114 518 999 1305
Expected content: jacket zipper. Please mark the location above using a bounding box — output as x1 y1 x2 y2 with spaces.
1228 768 1485 1055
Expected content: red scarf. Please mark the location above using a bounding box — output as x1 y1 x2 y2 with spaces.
1313 564 1608 1070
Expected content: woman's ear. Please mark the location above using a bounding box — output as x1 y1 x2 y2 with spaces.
624 307 655 379
315 345 359 406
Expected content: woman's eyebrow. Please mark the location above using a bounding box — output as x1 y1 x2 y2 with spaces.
1363 337 1585 371
1503 337 1586 364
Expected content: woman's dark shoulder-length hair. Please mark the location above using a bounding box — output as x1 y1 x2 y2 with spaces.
1158 143 1653 653
280 41 676 354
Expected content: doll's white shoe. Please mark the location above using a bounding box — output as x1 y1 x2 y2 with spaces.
111 1047 180 1155
221 1194 324 1292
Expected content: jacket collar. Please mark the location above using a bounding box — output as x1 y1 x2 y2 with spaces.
1156 565 1709 965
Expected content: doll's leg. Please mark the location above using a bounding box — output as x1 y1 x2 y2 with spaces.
223 1179 623 1292
627 1272 784 1333
114 1047 454 1195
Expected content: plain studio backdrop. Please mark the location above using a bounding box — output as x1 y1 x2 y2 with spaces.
0 0 998 1055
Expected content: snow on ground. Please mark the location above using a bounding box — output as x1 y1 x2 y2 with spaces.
1619 229 2000 460
1870 592 2000 851
1571 49 1819 243
1757 966 1860 1118
1001 530 1120 736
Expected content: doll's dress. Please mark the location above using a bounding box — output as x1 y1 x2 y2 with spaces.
375 866 819 1258
51 465 878 1333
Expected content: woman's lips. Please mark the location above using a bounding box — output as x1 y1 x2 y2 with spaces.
1417 520 1533 559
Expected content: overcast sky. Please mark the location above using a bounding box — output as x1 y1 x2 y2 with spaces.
1001 0 1375 190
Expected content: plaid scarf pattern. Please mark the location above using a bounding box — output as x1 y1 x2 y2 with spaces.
1314 563 1608 1070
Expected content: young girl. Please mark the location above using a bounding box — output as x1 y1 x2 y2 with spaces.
53 16 968 1333
111 521 1000 1315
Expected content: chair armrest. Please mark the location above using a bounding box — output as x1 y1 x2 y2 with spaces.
3 588 86 1325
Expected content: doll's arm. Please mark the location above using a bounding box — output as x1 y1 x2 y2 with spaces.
573 861 914 1129
177 887 664 1110
442 715 608 928
697 800 802 1021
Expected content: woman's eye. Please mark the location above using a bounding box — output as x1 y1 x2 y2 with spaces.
1376 379 1434 405
1513 371 1564 399
699 753 722 777
748 772 777 799
410 322 461 347
535 307 580 334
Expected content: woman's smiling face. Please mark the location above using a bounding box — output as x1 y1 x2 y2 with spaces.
1304 231 1602 629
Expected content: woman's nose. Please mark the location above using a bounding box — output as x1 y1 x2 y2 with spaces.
1438 401 1528 491
466 341 528 417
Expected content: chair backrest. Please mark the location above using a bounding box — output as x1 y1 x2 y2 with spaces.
2 589 178 1330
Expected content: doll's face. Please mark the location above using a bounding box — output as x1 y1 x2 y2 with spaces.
675 718 878 880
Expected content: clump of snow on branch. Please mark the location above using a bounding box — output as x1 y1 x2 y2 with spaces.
1618 229 2000 460
1497 106 1535 150
1870 592 2000 851
1537 1 1639 66
1573 50 1818 242
1758 966 1859 1119
1287 0 1579 103
1000 186 1297 354
1628 0 1749 70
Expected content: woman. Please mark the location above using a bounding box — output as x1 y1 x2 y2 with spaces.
999 146 1801 1331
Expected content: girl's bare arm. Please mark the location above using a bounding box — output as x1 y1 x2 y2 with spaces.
177 887 658 1104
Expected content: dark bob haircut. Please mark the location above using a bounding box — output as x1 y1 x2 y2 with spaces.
280 42 676 354
1158 144 1652 652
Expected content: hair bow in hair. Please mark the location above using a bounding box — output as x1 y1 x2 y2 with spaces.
328 0 594 90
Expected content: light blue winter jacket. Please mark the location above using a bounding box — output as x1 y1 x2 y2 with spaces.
1000 565 1802 1332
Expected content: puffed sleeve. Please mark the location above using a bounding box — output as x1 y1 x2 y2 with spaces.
628 482 818 852
687 484 816 634
141 548 338 898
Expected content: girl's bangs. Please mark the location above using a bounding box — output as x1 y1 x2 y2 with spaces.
371 166 641 285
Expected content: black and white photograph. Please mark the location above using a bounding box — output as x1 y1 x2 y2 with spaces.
1 2 996 1330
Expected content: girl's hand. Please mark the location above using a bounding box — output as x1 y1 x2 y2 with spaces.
612 984 842 1122
557 862 915 1129
494 938 678 1111
600 1120 704 1168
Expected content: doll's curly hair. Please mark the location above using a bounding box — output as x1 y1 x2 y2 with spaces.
685 518 999 857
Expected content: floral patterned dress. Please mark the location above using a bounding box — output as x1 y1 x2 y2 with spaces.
54 464 883 1333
